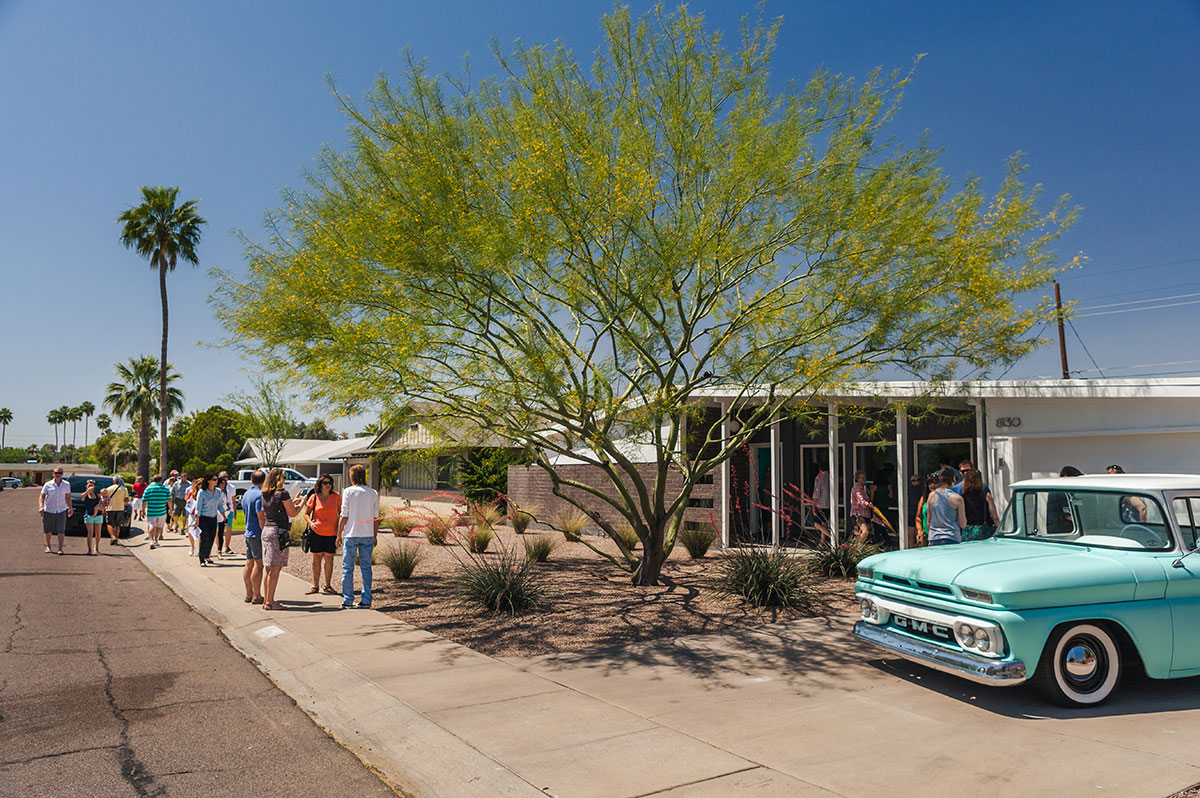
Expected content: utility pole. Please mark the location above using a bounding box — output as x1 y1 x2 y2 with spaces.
1054 281 1069 379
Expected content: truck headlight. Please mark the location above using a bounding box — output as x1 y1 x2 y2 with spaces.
859 597 879 621
955 620 1004 657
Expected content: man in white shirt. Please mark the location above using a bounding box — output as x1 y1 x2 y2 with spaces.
38 468 73 554
337 464 379 609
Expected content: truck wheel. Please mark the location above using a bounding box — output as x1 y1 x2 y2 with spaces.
1032 622 1122 707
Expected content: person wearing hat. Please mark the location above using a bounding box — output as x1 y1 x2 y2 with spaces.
101 476 129 546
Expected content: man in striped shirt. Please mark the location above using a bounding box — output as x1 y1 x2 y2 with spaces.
141 475 172 550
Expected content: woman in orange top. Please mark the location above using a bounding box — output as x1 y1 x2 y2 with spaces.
304 476 342 595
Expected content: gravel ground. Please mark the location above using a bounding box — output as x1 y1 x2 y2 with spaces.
279 521 859 658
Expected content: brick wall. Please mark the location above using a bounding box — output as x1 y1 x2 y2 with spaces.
506 462 716 532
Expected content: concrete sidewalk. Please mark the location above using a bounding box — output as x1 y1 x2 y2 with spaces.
127 526 1200 798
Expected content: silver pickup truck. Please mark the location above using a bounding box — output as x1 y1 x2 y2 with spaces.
228 467 317 499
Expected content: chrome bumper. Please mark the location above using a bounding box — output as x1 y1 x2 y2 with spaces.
853 621 1028 685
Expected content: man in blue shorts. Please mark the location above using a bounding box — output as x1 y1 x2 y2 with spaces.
240 470 265 604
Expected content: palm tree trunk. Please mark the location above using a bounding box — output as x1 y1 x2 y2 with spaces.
84 417 89 448
138 406 151 479
159 260 169 479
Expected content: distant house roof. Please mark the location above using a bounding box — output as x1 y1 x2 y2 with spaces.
343 412 519 459
234 436 376 467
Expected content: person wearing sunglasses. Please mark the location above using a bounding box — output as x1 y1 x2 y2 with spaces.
38 468 72 554
303 476 342 595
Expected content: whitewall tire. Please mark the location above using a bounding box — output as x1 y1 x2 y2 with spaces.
1033 622 1122 707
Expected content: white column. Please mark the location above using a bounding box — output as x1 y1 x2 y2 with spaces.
974 398 988 479
827 404 840 546
720 401 731 548
770 412 781 547
896 406 909 549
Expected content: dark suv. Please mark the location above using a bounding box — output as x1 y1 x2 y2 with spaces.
65 474 132 537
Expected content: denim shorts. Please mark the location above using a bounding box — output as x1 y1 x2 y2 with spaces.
84 514 104 524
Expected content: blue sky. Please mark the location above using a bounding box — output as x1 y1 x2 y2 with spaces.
2 1 1198 448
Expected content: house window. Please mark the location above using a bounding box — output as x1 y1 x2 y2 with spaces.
436 456 459 490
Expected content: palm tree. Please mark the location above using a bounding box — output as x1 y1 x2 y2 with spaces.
56 405 71 456
96 413 111 436
46 409 61 453
104 355 184 477
67 406 83 460
118 187 205 481
0 408 11 450
80 401 95 448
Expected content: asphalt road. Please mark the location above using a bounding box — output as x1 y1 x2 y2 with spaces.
0 488 399 798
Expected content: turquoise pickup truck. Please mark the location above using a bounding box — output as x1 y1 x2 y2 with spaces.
853 475 1200 706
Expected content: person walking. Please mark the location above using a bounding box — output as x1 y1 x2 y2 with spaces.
102 476 128 546
169 470 187 534
131 475 148 521
257 468 300 610
38 467 72 555
960 466 999 541
219 471 237 555
195 475 223 565
850 470 874 545
184 478 202 556
240 469 266 604
926 467 967 546
213 475 231 559
81 480 104 555
337 464 379 609
141 474 171 549
303 476 341 595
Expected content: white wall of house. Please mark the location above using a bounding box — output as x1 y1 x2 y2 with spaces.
985 396 1200 508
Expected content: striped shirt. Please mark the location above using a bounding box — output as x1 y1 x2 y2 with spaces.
141 482 171 518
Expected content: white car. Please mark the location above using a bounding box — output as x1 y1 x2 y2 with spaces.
228 467 317 498
0 477 21 490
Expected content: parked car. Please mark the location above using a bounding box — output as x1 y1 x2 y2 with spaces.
0 477 20 490
64 474 132 537
227 467 316 499
854 474 1200 707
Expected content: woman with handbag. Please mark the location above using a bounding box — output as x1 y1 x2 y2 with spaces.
257 468 301 610
303 476 341 595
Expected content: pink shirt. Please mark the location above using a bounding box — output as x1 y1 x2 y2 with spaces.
851 483 871 518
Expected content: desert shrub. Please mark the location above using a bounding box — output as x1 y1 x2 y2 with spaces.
716 548 810 607
551 509 589 542
380 508 422 537
614 524 640 552
379 542 425 579
457 447 524 505
455 551 543 613
466 525 494 553
289 513 308 543
509 504 539 533
425 515 453 545
809 542 881 578
469 501 504 529
679 526 716 559
523 535 557 563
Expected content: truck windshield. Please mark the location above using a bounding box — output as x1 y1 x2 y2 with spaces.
997 489 1173 551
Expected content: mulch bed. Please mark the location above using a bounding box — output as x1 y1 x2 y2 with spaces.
283 523 859 658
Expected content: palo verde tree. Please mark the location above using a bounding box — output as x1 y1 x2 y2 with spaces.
215 7 1075 586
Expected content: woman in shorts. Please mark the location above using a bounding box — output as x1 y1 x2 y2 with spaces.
81 480 104 555
259 468 301 611
303 476 341 595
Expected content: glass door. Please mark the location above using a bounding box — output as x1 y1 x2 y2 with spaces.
913 439 974 482
798 444 845 533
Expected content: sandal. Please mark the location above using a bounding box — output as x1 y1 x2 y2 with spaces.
304 587 319 595
322 586 338 595
244 596 254 603
251 597 264 605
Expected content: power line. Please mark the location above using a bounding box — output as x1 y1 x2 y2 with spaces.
1075 297 1200 318
1063 255 1200 280
1074 279 1200 303
1066 320 1104 378
1076 290 1200 313
1070 358 1200 376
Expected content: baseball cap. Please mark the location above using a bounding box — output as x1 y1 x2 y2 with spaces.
170 469 179 475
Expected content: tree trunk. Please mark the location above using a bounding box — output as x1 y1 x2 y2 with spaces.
137 407 151 479
159 260 169 478
83 417 89 449
633 542 669 586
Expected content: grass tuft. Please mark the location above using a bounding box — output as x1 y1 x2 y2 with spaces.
808 542 881 578
466 525 494 553
379 542 425 579
523 534 557 563
678 526 716 559
551 509 589 542
455 550 544 614
716 548 810 607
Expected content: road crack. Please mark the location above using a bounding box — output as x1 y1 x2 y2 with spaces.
97 645 165 797
2 603 23 653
